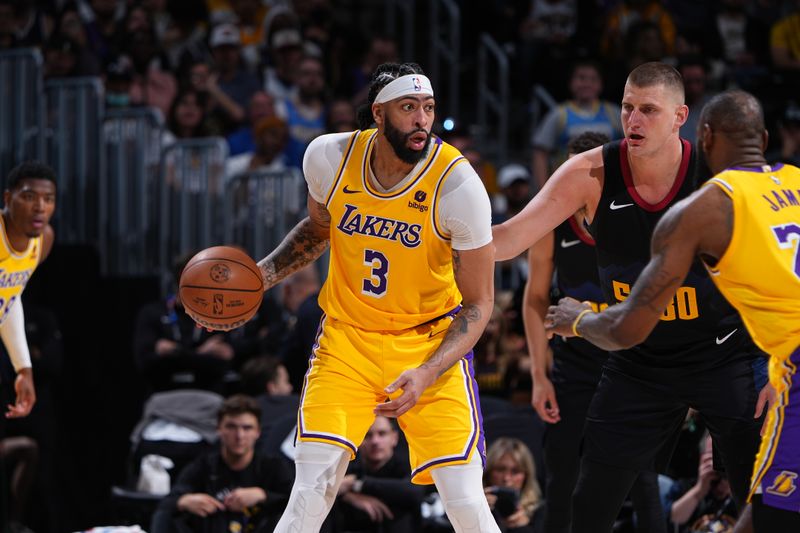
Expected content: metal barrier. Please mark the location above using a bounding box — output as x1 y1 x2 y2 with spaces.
224 168 306 260
529 84 557 135
428 0 460 121
44 77 104 244
101 107 164 276
0 48 45 180
384 0 415 60
477 34 510 163
159 137 229 272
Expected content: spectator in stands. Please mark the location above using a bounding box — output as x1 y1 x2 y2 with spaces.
51 3 102 75
326 98 357 133
334 416 425 533
276 54 327 169
708 0 770 92
493 164 532 225
157 0 208 73
240 356 298 440
5 0 50 48
228 0 268 71
132 253 237 394
483 437 544 533
208 23 261 130
0 435 38 533
163 87 211 146
517 0 579 100
80 0 126 64
125 27 178 117
663 435 737 533
530 60 622 188
277 265 322 392
187 59 246 132
473 305 512 399
601 0 676 62
227 91 276 156
770 2 800 72
678 56 714 144
151 394 293 533
768 100 800 167
225 116 289 179
339 35 399 106
104 54 135 109
263 28 304 101
43 35 81 79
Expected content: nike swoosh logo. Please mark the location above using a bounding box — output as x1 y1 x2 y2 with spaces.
343 185 360 194
429 329 446 339
610 200 634 210
716 329 738 345
560 239 581 248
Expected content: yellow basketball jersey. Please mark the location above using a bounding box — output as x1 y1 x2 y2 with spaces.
319 130 465 331
704 163 800 368
0 215 41 324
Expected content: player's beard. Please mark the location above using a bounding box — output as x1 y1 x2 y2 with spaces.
384 114 431 165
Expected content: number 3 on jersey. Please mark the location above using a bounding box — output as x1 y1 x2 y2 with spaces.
772 223 800 279
362 249 388 297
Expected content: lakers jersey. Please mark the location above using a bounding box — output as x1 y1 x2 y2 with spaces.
319 130 464 331
705 163 800 374
0 215 41 324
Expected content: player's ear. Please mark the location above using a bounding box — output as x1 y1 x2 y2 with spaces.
761 129 769 153
699 123 713 152
372 102 383 127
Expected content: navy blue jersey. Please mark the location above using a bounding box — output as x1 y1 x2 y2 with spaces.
551 217 608 378
589 139 752 374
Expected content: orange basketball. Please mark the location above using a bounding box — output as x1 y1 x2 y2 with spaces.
179 246 264 331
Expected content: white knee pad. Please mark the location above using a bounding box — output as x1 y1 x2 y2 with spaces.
273 441 351 533
431 455 501 533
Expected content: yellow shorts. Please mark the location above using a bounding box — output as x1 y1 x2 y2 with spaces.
297 312 486 485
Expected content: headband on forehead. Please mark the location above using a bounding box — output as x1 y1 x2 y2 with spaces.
374 74 434 104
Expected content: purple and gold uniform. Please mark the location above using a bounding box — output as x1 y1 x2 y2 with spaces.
705 163 800 513
0 216 41 324
298 129 492 484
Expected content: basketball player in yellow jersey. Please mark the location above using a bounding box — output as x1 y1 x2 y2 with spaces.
545 91 800 531
251 62 498 533
0 162 56 419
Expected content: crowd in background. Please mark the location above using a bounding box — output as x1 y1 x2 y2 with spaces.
2 0 800 532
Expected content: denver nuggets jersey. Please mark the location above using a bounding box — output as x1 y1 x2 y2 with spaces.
0 216 41 324
704 163 800 369
319 130 464 331
593 139 752 374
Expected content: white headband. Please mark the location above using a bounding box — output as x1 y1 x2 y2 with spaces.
374 74 434 104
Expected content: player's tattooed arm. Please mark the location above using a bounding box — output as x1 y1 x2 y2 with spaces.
420 303 483 377
545 186 731 350
258 196 331 290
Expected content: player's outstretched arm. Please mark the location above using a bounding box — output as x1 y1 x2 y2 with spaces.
493 148 603 261
0 301 35 418
523 232 560 423
375 242 495 418
545 186 733 350
257 194 331 292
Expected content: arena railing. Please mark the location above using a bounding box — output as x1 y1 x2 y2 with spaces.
44 76 105 245
158 137 230 275
477 33 510 164
223 168 306 261
428 0 460 121
101 107 164 277
384 0 415 61
0 48 45 181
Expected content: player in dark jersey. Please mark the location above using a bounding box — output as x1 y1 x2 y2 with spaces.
525 132 665 533
494 62 768 533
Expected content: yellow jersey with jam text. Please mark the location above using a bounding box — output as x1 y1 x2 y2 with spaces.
320 130 465 331
704 163 800 368
0 216 41 324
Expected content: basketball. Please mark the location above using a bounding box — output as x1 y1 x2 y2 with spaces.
179 246 264 331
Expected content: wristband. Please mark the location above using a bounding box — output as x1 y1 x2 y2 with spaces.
571 309 593 338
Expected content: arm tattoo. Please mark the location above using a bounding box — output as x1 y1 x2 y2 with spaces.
259 218 329 288
630 207 685 313
420 304 483 377
452 250 462 275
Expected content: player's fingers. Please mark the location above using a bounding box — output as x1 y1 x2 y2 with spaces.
754 387 769 418
384 373 409 394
